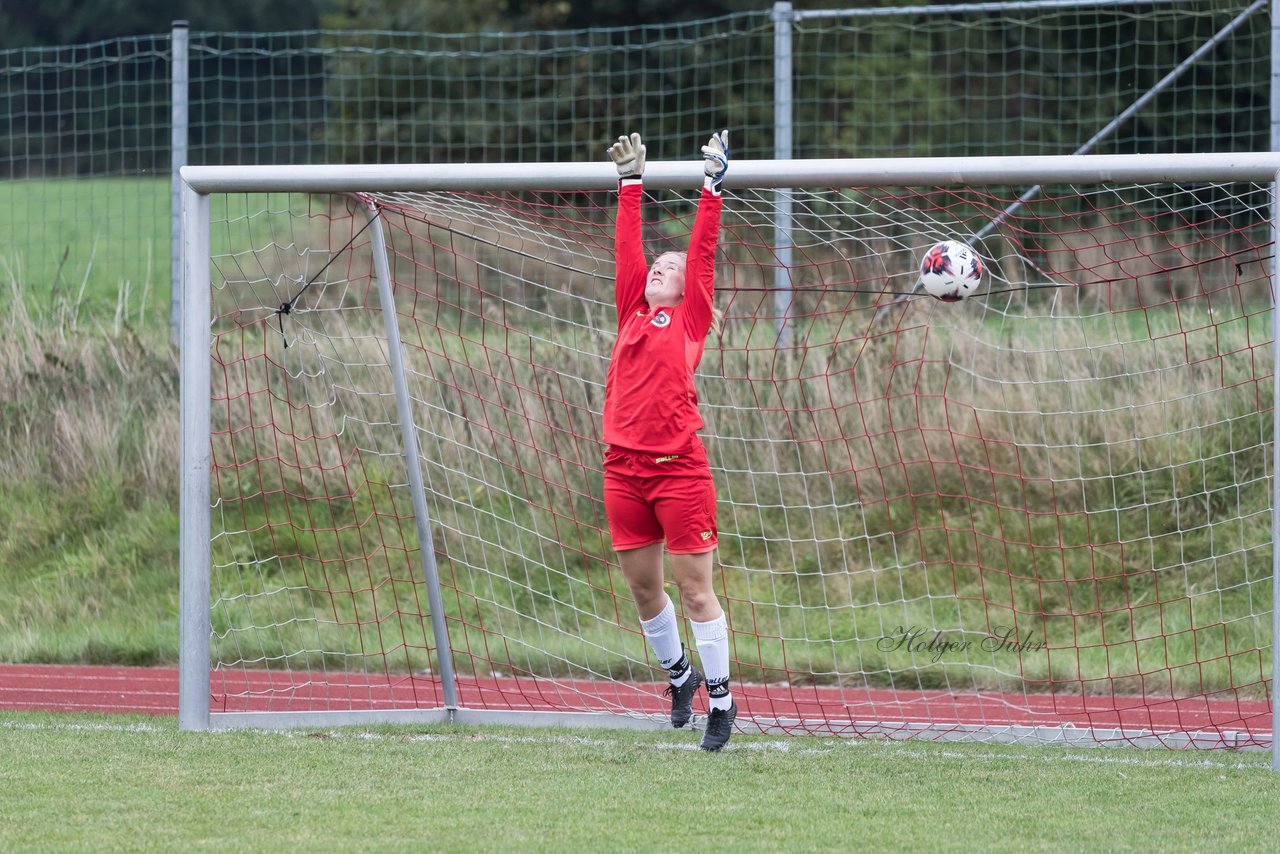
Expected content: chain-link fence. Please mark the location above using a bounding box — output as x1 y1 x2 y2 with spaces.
0 1 1271 334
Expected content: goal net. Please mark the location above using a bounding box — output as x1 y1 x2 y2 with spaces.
179 157 1276 749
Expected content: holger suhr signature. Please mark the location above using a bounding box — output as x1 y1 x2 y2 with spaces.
876 626 1047 663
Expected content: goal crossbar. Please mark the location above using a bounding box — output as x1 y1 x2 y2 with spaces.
181 153 1280 193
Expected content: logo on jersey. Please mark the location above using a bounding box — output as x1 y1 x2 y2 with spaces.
650 310 671 328
700 531 713 541
654 454 679 464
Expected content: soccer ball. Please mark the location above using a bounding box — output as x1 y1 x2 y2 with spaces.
919 240 983 302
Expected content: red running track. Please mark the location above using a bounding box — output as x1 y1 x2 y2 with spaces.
1 664 1270 748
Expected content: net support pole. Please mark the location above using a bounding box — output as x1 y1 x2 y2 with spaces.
1271 0 1280 758
178 181 211 731
1272 0 1280 772
362 200 460 711
772 0 795 347
1272 167 1280 771
169 20 190 350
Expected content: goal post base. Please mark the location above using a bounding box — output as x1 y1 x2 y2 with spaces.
201 707 1267 752
204 707 673 733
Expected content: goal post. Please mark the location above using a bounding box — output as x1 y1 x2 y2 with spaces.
179 155 1277 762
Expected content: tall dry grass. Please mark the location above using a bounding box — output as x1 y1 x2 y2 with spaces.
0 278 177 493
0 276 179 664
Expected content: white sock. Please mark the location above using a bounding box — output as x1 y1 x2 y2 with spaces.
640 597 691 686
691 614 733 710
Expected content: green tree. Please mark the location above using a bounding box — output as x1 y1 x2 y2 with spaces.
323 0 770 32
0 0 323 47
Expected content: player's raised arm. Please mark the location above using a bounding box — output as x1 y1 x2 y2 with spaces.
607 132 649 321
683 129 727 337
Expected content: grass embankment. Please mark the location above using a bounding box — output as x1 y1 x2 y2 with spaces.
1 274 1271 701
0 185 319 665
0 182 1272 699
0 289 179 664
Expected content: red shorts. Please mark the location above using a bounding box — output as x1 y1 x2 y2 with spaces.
602 440 718 555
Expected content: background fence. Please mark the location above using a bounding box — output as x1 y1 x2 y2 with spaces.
0 0 1274 337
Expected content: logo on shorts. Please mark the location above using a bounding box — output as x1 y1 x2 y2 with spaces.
701 531 712 540
654 454 679 464
650 310 671 328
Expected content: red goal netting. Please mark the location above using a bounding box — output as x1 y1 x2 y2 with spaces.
203 180 1273 747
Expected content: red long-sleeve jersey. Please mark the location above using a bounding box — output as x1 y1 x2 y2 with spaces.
603 182 722 453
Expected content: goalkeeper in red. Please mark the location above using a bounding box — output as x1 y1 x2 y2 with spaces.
603 129 735 751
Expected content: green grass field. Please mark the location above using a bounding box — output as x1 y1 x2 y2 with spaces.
0 177 171 321
1 711 1276 852
0 177 316 323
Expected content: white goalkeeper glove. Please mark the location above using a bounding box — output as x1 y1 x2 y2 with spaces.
608 133 646 185
701 129 729 193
